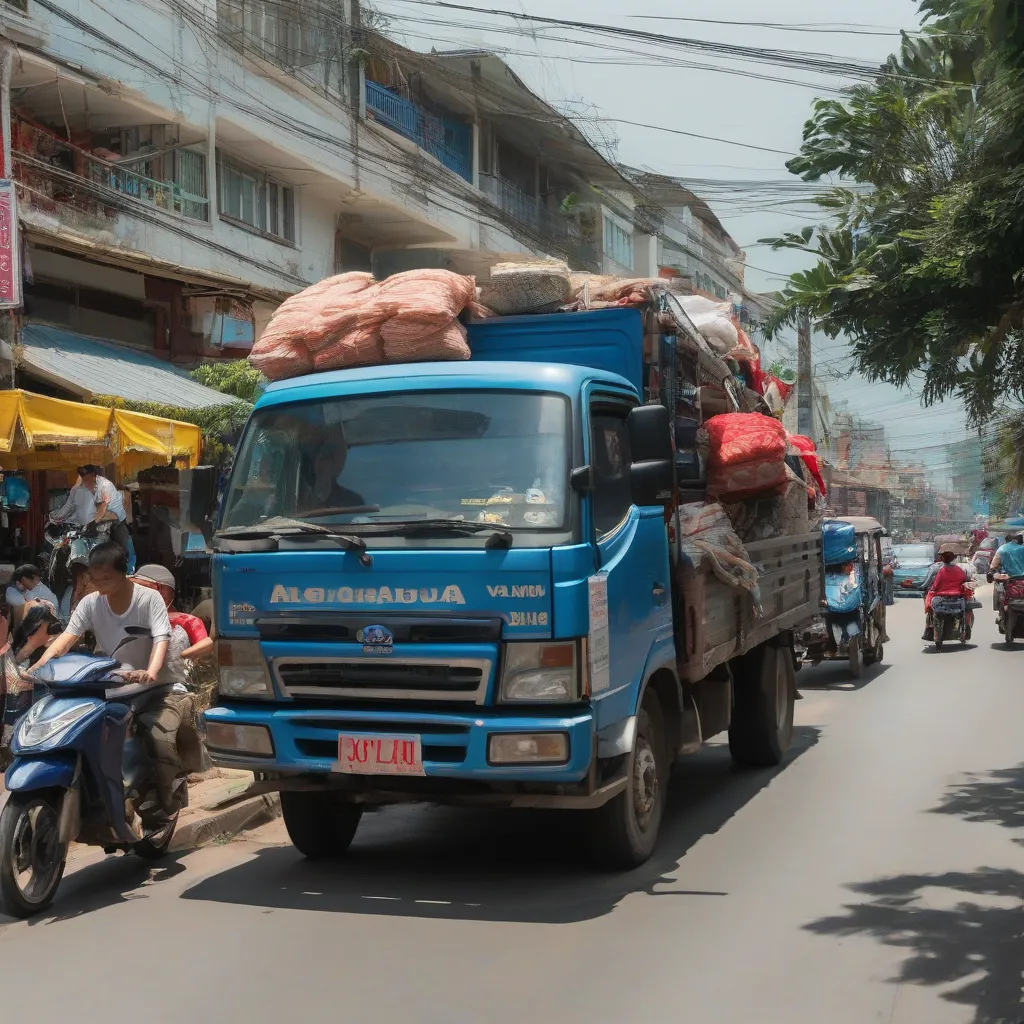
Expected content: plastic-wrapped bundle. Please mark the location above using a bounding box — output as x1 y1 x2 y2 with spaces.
702 413 789 501
822 520 857 566
676 501 760 598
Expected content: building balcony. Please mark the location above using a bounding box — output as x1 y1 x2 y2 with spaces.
365 81 473 183
479 173 600 271
11 118 209 229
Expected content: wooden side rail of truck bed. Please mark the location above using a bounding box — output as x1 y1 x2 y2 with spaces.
676 531 825 683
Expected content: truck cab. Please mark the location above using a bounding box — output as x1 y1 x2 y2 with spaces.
200 307 815 868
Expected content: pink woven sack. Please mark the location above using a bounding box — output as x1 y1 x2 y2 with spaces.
312 324 385 372
249 335 314 381
382 321 470 363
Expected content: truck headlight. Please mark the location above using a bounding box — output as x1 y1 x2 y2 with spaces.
205 722 274 757
15 696 103 750
499 642 579 702
217 639 274 699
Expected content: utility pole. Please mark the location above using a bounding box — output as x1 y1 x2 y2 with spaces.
797 309 812 439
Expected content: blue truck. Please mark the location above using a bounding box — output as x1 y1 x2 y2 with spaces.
191 300 823 868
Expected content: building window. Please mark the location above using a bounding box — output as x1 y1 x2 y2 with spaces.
218 0 323 69
603 215 634 270
217 153 296 242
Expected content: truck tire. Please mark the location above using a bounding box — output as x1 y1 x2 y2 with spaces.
587 690 667 870
729 642 795 768
281 791 364 859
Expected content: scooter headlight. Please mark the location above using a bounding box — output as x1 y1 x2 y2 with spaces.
14 696 104 751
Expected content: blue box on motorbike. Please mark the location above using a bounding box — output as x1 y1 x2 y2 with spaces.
822 520 857 566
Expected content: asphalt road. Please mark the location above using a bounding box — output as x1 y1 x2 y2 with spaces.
3 588 1024 1024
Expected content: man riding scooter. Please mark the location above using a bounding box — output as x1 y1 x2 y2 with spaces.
922 544 973 642
988 532 1024 642
27 542 191 823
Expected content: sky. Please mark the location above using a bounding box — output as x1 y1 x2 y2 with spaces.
377 0 970 482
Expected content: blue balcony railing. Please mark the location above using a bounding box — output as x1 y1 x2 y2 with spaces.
365 81 473 183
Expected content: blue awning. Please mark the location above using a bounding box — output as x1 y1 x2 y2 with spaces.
19 322 233 409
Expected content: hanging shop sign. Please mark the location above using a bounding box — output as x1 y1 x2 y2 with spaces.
0 180 21 309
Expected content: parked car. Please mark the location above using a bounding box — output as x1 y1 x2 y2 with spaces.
892 542 936 593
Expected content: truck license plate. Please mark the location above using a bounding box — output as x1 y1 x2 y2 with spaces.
334 733 425 776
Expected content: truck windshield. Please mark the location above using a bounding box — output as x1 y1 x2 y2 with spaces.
221 390 571 533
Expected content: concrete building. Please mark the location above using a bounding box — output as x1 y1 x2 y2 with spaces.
946 437 987 519
0 1 639 399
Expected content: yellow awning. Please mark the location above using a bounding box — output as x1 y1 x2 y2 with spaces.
0 389 202 474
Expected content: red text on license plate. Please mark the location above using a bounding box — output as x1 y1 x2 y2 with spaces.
335 733 424 776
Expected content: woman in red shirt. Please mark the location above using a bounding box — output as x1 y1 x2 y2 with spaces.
923 548 972 641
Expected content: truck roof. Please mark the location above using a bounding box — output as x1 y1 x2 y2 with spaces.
256 359 636 410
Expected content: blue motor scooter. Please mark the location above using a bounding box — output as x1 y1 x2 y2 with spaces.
0 633 202 918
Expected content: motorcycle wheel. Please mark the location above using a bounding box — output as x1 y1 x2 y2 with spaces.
134 809 180 860
1007 611 1016 648
848 636 862 678
0 792 68 918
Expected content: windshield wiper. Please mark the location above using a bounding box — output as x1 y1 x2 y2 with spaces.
301 504 381 519
371 520 514 549
216 517 373 565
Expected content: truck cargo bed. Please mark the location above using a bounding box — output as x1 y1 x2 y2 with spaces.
676 531 824 682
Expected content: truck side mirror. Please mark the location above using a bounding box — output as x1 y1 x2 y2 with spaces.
570 465 595 494
628 404 673 507
628 404 672 462
181 466 218 542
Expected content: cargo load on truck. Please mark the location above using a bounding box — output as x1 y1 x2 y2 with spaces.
201 263 826 873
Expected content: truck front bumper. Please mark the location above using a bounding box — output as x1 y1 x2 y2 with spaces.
202 704 597 791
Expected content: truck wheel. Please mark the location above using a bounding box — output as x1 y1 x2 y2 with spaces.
729 643 795 768
281 791 364 859
587 690 667 870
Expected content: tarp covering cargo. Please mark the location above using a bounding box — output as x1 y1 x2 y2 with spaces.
822 520 858 566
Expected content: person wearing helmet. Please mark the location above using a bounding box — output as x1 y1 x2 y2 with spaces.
131 565 213 689
922 545 971 641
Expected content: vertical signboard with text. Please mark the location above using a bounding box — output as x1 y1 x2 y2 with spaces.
0 180 20 309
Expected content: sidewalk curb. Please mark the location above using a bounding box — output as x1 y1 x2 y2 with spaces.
169 792 281 852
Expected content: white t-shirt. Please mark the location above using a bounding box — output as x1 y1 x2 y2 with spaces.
95 476 127 522
6 581 59 610
67 584 173 681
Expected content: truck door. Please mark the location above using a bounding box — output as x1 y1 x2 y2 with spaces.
586 392 673 729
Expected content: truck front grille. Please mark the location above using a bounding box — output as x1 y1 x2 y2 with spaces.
273 657 491 704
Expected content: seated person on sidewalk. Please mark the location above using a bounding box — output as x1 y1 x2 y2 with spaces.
5 564 59 628
28 543 184 819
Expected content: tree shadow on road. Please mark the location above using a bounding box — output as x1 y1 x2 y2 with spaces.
179 726 820 925
932 763 1024 842
805 868 1024 1024
806 762 1024 1024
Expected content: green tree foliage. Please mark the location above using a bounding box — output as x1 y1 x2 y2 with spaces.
189 361 266 404
763 0 1024 425
92 361 257 466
